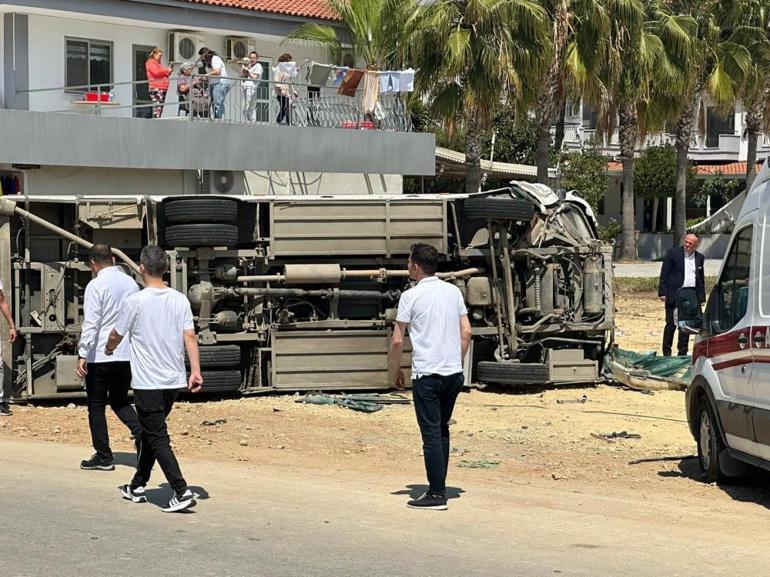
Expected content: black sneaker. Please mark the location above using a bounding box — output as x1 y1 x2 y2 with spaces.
80 454 115 471
0 404 11 417
407 491 448 510
161 489 196 513
120 484 147 503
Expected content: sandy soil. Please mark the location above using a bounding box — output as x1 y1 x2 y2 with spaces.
1 289 728 500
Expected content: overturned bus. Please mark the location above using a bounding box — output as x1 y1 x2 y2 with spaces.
0 182 614 400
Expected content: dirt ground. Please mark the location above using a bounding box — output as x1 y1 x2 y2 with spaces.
0 288 736 502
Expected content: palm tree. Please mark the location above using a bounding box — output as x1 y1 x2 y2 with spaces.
739 1 770 191
590 0 695 259
286 0 419 69
669 0 757 241
532 0 609 184
413 0 549 193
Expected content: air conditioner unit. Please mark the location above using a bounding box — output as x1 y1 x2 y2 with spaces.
169 32 205 63
205 170 246 195
226 37 256 61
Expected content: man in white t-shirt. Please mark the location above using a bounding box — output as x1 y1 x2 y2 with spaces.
0 278 17 417
105 245 203 513
389 243 472 511
76 244 141 471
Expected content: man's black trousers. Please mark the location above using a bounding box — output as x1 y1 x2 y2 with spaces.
663 303 690 357
412 373 464 494
85 361 141 459
131 389 187 495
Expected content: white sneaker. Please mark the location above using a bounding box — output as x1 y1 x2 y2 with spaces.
120 484 147 503
161 489 196 513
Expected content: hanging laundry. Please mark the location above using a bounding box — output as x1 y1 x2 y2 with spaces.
338 69 364 97
378 72 392 94
273 61 299 79
331 67 348 87
363 70 380 114
306 62 334 86
399 68 415 92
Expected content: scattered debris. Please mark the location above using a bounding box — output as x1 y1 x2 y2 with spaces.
628 455 697 465
201 418 227 426
239 439 249 447
458 459 501 469
272 407 282 412
66 403 76 410
339 393 410 405
591 431 642 443
295 394 383 413
557 395 588 405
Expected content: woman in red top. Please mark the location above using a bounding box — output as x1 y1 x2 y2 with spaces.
145 47 173 119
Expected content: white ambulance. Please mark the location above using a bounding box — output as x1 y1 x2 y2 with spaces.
680 160 770 481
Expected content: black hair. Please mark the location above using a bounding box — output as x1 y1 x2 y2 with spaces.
409 243 439 276
88 244 113 265
140 245 169 277
278 53 293 63
249 51 259 59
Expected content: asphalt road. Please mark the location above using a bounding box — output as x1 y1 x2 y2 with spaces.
614 260 722 278
4 439 770 577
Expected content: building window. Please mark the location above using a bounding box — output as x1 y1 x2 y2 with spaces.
66 38 112 91
706 106 735 148
582 102 598 130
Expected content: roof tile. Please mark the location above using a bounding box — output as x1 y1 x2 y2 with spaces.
176 0 340 21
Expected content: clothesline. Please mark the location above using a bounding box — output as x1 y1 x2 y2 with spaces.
271 60 416 95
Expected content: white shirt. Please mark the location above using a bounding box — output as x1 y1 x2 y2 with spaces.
114 287 194 390
209 55 229 84
396 276 468 378
78 266 139 363
683 252 696 288
243 62 263 86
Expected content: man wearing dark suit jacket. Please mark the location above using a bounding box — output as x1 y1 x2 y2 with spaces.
658 233 706 356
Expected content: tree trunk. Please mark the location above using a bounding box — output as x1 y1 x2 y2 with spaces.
533 0 569 184
674 89 698 242
746 101 761 192
618 101 638 260
554 88 567 151
465 108 483 193
651 197 659 232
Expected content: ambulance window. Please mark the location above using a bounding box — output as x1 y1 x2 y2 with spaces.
711 226 752 334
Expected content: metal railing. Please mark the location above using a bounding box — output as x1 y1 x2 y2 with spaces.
16 75 412 132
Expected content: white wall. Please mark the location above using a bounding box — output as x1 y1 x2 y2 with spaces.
245 171 403 195
26 13 327 117
25 166 192 196
0 10 5 108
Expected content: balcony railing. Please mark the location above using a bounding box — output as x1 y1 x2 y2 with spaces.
556 122 749 157
16 75 412 132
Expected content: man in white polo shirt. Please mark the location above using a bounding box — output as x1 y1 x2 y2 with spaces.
105 245 203 513
76 244 142 471
389 243 472 510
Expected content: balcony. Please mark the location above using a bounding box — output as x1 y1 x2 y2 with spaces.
5 77 434 176
556 122 744 162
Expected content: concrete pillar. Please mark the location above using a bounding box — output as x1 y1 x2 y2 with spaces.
666 197 673 231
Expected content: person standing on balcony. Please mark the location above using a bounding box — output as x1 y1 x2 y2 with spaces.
388 243 472 511
76 244 142 471
199 47 231 120
145 47 173 119
241 51 263 122
274 53 295 125
658 233 706 356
